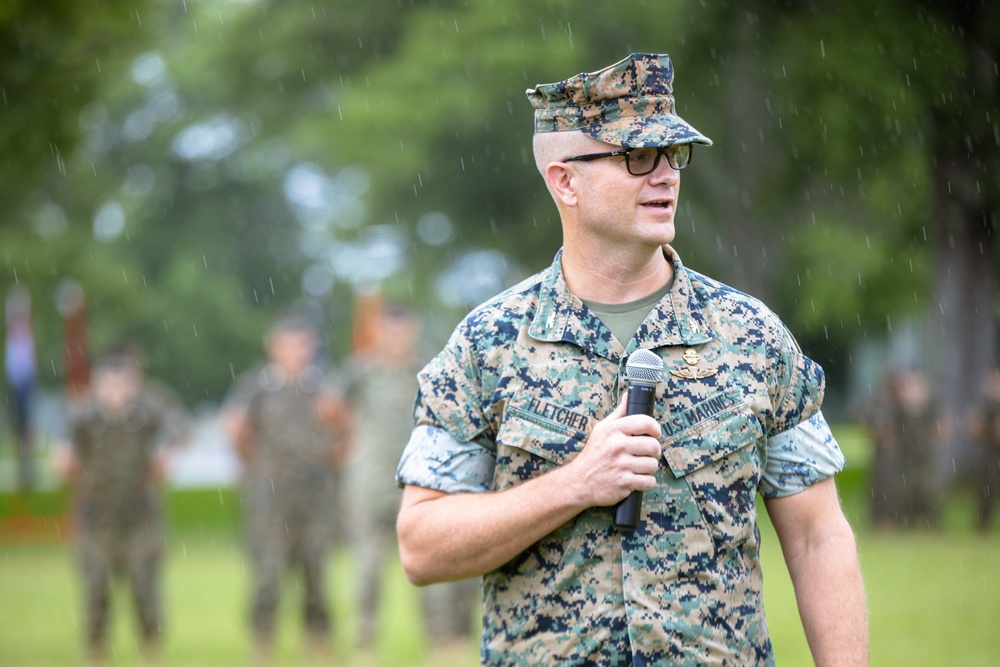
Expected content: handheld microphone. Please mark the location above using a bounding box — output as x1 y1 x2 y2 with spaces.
614 348 663 531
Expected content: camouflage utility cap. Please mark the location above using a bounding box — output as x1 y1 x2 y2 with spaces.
526 52 712 148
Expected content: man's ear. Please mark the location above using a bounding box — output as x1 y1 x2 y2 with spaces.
544 161 579 207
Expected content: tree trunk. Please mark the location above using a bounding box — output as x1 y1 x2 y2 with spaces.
723 13 775 303
928 0 1000 476
930 155 997 474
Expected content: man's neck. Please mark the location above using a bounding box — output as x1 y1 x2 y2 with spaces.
561 243 673 304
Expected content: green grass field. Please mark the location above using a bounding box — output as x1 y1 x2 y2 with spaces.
2 433 1000 665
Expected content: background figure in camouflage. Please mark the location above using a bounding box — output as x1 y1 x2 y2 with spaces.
864 370 909 529
890 368 943 529
344 304 478 650
417 570 479 648
968 370 1000 531
56 344 188 662
395 53 868 665
223 316 349 661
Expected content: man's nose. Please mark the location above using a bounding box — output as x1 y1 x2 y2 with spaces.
647 156 680 184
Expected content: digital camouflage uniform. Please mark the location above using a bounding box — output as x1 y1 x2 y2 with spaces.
973 391 1000 530
69 380 185 651
346 356 418 644
229 364 341 643
889 397 940 529
864 376 907 527
397 248 845 666
346 356 478 645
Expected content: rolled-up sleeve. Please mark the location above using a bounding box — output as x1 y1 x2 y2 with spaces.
759 410 846 498
396 424 496 493
395 318 499 494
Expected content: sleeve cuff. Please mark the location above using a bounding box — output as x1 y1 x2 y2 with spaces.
396 424 496 494
760 411 846 498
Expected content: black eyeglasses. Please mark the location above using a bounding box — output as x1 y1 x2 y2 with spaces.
562 144 693 175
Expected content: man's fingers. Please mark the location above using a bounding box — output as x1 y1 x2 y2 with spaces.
630 474 659 492
611 390 630 418
618 413 663 440
632 454 661 476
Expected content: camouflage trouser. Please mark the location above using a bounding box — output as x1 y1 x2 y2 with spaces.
420 577 480 642
352 511 479 646
978 451 1000 529
78 525 163 650
868 447 903 526
249 515 331 642
352 513 396 647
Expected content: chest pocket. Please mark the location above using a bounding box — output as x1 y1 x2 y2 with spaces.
493 393 591 492
662 400 764 549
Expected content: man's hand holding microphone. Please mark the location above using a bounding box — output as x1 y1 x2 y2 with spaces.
564 350 664 530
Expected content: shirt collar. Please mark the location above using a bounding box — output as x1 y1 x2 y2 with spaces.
528 246 715 358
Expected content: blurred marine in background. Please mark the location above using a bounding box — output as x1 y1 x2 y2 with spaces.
968 370 1000 532
865 368 945 530
222 315 350 662
344 303 478 653
54 343 189 663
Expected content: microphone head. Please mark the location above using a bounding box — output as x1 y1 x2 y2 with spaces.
625 349 663 385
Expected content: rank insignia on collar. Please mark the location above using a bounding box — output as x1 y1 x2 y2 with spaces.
669 347 718 380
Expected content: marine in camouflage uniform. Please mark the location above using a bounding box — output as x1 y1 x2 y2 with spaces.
864 370 910 528
395 54 868 666
970 370 1000 531
344 306 478 648
65 347 187 660
890 369 942 529
224 317 348 657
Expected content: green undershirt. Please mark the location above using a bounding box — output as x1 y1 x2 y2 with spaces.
581 275 674 347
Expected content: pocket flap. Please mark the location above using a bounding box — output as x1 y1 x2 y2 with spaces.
663 400 762 477
499 394 591 465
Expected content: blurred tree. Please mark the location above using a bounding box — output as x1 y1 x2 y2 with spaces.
0 0 152 210
1 0 155 396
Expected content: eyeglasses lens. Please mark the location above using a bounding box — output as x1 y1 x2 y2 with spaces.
626 144 692 175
